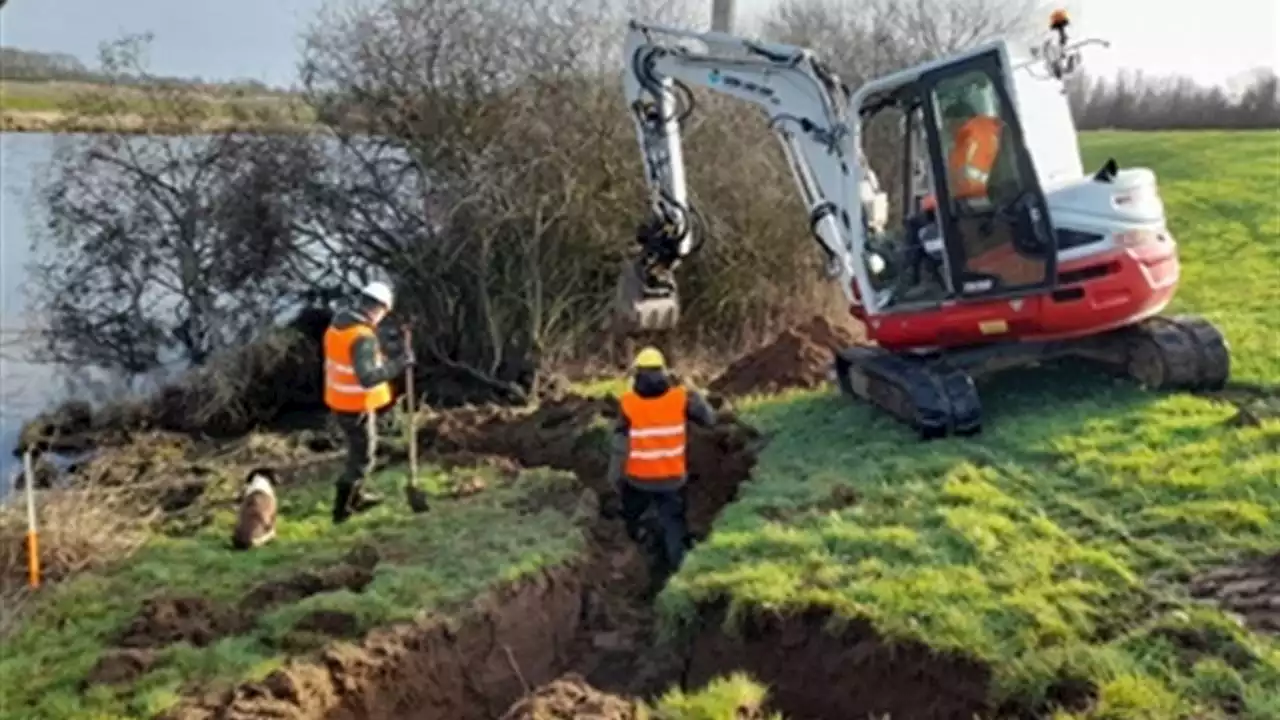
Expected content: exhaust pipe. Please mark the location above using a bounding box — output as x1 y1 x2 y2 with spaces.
711 0 735 33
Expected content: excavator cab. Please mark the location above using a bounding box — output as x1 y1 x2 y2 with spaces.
862 42 1059 313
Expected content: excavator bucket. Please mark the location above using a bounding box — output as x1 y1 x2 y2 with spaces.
611 259 680 336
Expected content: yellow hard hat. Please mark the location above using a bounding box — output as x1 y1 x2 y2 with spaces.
633 346 666 370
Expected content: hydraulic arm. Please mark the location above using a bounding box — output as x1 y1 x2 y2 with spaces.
614 21 886 334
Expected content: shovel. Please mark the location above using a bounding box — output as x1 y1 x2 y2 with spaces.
402 326 430 514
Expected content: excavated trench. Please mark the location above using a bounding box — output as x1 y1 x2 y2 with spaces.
168 359 1000 720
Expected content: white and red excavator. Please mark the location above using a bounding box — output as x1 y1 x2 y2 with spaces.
612 8 1230 438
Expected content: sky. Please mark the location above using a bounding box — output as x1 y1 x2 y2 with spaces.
0 0 1276 89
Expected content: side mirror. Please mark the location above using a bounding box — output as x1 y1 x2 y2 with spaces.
1093 158 1119 183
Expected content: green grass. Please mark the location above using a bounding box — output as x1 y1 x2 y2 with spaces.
0 79 308 127
657 130 1280 718
0 464 589 720
650 672 783 719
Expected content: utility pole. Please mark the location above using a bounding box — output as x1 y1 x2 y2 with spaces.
710 0 735 33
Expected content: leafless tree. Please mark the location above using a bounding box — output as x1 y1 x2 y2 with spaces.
1068 68 1280 130
26 34 332 376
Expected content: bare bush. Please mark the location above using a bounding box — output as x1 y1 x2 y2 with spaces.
296 0 1041 392
26 34 332 378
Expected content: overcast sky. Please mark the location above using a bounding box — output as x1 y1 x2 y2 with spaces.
1 0 1276 88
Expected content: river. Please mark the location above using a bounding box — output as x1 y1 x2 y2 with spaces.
0 132 62 487
0 131 341 493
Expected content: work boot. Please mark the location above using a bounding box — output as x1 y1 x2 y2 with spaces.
332 483 383 524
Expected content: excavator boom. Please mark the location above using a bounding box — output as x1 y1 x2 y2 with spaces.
612 21 888 336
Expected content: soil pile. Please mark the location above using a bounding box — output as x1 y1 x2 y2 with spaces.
1189 552 1280 634
709 315 863 397
500 674 644 720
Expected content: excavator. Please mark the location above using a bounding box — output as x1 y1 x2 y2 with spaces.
611 9 1230 438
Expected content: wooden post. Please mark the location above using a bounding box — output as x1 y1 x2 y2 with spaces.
23 450 40 589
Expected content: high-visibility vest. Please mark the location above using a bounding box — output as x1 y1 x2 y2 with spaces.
948 116 1002 200
323 323 393 413
619 386 688 481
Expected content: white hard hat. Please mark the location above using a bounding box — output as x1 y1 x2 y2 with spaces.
360 281 394 309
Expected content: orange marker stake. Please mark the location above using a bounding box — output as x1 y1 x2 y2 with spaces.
23 450 40 589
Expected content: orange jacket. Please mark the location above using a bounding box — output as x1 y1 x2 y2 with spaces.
918 116 1003 212
619 386 688 482
948 115 1002 200
323 323 393 413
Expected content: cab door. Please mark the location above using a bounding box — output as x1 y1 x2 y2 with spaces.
918 44 1058 301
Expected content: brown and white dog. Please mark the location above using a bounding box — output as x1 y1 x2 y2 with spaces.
231 467 278 550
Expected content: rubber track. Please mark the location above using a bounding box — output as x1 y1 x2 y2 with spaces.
1130 315 1230 391
1166 314 1231 391
835 346 982 440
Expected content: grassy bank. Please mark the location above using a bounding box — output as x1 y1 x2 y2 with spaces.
0 461 588 720
0 79 313 134
659 130 1280 718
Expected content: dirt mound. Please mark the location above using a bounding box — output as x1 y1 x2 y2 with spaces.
500 674 643 720
292 610 361 638
84 648 159 687
709 315 863 397
117 596 249 649
1189 553 1280 634
240 553 378 609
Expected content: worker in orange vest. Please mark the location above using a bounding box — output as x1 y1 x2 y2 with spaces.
918 101 1004 214
609 346 715 594
323 281 415 524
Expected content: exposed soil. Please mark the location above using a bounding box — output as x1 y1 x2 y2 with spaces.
709 315 864 397
83 648 159 687
116 595 251 650
1189 552 1280 635
240 545 380 609
292 610 362 639
685 603 993 720
499 674 644 720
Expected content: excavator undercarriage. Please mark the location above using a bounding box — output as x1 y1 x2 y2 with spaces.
834 313 1231 438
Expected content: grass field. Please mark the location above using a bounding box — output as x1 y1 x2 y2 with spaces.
0 79 311 133
0 463 588 720
658 130 1280 718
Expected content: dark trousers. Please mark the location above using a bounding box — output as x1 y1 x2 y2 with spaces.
335 410 377 491
618 482 689 580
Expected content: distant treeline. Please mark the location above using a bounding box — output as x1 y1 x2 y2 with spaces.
1067 69 1280 130
0 46 284 95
